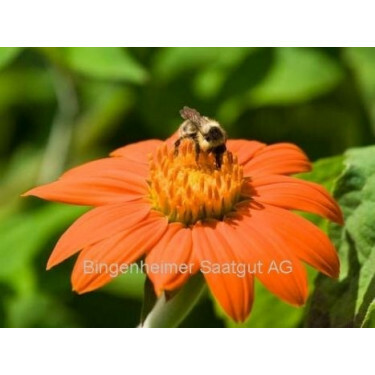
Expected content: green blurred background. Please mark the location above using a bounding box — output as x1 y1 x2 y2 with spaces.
0 47 375 328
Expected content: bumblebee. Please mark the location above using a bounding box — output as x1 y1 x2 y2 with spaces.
174 106 227 169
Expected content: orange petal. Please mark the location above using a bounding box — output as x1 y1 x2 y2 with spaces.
192 220 254 322
47 199 151 270
227 139 266 165
61 158 149 180
146 223 198 294
250 174 343 224
220 208 308 307
71 211 168 294
243 143 311 177
253 204 340 278
23 173 148 206
110 139 163 163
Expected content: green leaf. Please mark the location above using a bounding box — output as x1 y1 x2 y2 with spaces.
0 147 45 211
362 300 375 328
307 145 375 327
102 270 145 300
193 48 254 99
0 47 22 70
0 68 54 111
6 293 78 328
62 47 148 84
345 47 375 130
298 155 345 230
0 204 87 279
299 155 344 190
154 47 252 82
249 48 344 106
74 83 135 154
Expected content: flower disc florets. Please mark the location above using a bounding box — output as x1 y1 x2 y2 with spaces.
149 140 245 225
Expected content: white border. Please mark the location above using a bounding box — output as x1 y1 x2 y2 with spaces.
0 329 372 374
1 0 374 46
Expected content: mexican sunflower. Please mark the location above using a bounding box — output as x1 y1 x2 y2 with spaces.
23 130 343 323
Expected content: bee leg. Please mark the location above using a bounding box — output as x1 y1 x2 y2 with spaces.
194 142 201 163
174 135 193 156
174 138 182 156
215 153 223 169
213 144 227 169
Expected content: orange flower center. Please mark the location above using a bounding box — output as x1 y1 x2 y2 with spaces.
148 140 245 225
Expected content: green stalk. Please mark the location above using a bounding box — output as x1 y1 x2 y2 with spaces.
140 273 206 328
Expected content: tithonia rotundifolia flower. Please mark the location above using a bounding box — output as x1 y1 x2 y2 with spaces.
23 107 342 322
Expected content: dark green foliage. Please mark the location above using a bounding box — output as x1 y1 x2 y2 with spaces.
307 146 375 327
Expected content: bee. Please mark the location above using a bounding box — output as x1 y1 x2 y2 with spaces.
174 106 227 169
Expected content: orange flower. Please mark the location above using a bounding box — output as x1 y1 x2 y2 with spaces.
23 135 342 322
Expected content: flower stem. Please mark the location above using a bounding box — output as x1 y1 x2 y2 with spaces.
140 273 206 328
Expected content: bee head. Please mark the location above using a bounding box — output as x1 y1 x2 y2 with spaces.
179 106 227 149
204 126 224 142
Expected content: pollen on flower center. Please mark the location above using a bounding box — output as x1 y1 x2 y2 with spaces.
148 140 245 225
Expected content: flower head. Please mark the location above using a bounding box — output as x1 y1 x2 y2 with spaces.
149 141 243 224
23 126 342 322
